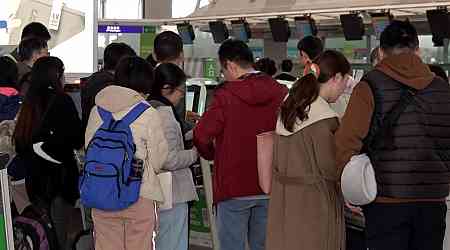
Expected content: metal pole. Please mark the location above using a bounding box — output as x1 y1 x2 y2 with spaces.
93 0 99 72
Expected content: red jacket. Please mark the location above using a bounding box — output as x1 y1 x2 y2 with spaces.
194 74 288 203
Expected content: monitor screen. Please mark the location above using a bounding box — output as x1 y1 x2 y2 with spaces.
340 14 365 41
269 18 291 42
231 20 251 42
295 17 317 39
427 9 450 41
209 21 229 44
177 24 195 45
371 14 392 39
186 92 195 112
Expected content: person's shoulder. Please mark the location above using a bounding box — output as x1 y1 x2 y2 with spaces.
306 117 339 135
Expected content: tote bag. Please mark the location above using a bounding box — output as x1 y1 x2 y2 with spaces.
256 131 274 194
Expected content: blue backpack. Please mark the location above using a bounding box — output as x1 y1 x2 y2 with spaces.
79 102 150 211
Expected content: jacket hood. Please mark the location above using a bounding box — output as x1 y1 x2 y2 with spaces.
276 96 338 136
376 53 434 90
223 74 287 105
95 85 145 113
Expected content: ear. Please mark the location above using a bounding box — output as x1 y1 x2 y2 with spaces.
333 73 344 83
378 48 386 61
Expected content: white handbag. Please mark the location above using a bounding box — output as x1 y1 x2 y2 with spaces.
341 154 377 206
157 172 173 211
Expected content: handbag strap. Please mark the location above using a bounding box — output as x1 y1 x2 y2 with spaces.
366 81 417 153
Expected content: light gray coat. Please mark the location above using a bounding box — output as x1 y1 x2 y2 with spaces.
149 100 198 204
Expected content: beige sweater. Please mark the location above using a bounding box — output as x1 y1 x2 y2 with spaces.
85 86 168 202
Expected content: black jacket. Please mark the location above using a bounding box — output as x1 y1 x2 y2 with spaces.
19 92 83 206
81 70 114 131
364 69 450 199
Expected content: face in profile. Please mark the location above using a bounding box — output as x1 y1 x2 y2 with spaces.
32 48 49 64
326 73 349 103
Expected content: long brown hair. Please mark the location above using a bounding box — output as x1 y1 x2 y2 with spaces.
280 50 350 132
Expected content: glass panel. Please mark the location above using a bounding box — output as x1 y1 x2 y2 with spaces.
103 0 142 19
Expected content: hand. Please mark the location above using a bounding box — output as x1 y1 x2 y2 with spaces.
345 202 363 216
186 111 201 122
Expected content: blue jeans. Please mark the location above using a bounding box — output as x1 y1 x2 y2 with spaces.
155 202 189 250
216 199 268 250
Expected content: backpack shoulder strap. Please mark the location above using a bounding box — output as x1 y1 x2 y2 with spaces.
97 106 114 127
120 102 150 126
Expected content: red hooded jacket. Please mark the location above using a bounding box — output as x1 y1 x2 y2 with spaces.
194 73 288 203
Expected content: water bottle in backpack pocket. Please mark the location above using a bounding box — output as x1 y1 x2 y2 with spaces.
79 102 150 211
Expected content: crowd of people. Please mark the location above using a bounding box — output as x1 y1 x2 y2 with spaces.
0 19 449 250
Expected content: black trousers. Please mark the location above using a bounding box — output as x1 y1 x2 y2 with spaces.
364 202 447 250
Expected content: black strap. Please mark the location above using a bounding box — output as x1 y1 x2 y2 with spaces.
367 82 417 153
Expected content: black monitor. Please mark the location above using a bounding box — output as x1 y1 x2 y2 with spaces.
340 14 365 40
269 18 291 42
371 13 392 39
209 21 229 44
427 9 450 46
295 16 317 39
231 20 252 42
177 23 195 45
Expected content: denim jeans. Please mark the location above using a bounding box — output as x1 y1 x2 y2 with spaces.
155 202 189 250
216 199 268 250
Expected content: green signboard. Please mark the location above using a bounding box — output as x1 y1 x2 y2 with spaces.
203 59 217 79
139 26 156 59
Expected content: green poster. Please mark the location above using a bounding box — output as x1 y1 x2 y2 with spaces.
189 188 213 247
203 59 217 79
140 26 156 58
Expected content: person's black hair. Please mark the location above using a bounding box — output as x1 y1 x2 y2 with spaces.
151 63 187 98
146 53 158 68
297 36 324 61
281 59 294 72
218 39 254 69
114 56 154 94
14 56 65 152
154 31 183 62
380 20 419 54
255 58 277 76
18 38 48 61
103 43 136 71
21 22 51 41
0 56 18 88
18 72 32 96
429 64 449 82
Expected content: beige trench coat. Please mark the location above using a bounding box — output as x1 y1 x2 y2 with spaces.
266 115 345 250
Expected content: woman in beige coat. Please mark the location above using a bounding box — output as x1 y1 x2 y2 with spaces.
266 50 351 250
85 57 168 250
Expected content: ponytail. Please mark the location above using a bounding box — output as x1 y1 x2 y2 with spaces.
280 74 320 132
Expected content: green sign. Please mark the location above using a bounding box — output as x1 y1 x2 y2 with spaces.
203 59 217 79
139 26 156 58
0 216 5 250
190 189 210 233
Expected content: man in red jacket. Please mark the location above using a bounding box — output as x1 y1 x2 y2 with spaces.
194 39 287 250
